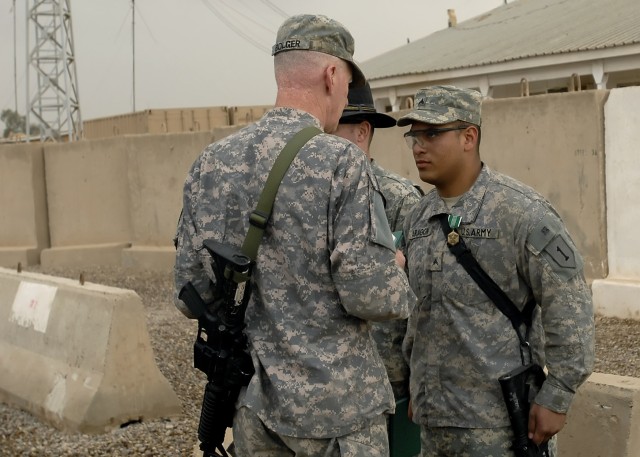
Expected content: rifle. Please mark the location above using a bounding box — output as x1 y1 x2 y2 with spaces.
178 126 321 456
498 363 550 457
178 239 255 457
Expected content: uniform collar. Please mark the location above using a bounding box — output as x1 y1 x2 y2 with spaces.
265 107 323 130
428 163 492 224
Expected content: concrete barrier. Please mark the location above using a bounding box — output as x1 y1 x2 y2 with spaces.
0 143 49 267
41 138 132 268
476 91 608 284
122 127 242 271
379 91 608 284
558 373 640 457
592 86 640 319
0 90 619 285
0 267 181 433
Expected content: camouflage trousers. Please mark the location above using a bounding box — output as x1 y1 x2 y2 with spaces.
233 406 390 456
419 426 557 457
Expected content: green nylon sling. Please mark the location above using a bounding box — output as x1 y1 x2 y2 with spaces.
240 125 322 263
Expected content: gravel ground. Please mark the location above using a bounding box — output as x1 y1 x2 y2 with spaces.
1 265 640 456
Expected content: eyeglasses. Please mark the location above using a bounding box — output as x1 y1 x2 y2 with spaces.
403 126 468 148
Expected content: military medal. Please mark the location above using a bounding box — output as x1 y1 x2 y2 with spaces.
447 214 462 245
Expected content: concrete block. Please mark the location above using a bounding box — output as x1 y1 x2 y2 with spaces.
44 139 132 247
593 87 640 322
558 373 640 457
0 143 49 266
125 132 212 247
40 243 131 269
0 247 41 269
121 246 175 272
0 267 181 433
592 278 640 319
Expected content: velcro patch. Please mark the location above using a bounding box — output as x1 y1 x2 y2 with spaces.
430 252 443 271
545 235 576 268
529 214 560 254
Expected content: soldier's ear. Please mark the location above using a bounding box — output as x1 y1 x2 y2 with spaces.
461 125 478 152
324 64 338 95
357 121 371 142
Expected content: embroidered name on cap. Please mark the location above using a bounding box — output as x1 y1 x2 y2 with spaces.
272 39 302 53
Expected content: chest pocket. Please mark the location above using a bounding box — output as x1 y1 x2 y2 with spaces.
441 235 517 311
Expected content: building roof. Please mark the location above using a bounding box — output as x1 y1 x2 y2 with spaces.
361 0 640 81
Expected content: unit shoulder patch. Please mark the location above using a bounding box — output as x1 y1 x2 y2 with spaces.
545 235 577 269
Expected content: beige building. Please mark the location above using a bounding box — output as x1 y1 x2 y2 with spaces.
361 0 640 111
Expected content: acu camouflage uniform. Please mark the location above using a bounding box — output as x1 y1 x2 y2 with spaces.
369 160 423 398
403 164 595 433
174 107 415 439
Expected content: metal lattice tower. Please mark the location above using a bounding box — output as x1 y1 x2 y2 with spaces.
26 0 82 142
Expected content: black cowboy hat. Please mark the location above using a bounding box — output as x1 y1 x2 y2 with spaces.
340 82 396 128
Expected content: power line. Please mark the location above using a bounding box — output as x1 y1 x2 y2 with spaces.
133 1 159 45
199 0 271 54
260 0 289 19
219 0 275 35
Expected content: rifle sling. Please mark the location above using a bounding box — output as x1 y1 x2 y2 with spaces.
438 214 536 347
241 126 322 261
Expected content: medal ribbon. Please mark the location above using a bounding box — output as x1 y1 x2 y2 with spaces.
446 214 462 245
448 214 462 230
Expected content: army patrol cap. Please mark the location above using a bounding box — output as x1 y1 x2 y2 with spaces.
397 85 482 127
272 14 365 87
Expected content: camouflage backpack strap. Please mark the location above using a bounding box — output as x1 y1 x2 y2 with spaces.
242 126 322 260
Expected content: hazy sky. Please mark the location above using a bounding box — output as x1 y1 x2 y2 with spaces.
0 0 506 131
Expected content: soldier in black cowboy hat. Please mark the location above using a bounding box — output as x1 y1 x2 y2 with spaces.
335 82 424 456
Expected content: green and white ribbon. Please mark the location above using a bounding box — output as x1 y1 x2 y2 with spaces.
448 214 462 229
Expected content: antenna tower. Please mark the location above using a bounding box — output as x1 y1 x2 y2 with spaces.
26 0 83 142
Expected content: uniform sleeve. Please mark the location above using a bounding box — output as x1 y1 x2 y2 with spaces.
390 188 423 251
329 146 416 322
173 156 213 319
523 207 595 413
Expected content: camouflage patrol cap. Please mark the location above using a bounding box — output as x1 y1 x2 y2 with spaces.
397 85 482 127
272 14 365 87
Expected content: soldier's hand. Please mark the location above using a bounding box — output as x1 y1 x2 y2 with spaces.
395 249 406 269
528 403 566 445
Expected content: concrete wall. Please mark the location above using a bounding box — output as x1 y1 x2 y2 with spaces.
372 91 608 283
592 86 640 319
0 89 627 288
122 127 241 270
0 267 181 433
0 143 49 267
558 373 640 457
35 126 242 270
41 137 133 268
481 91 608 282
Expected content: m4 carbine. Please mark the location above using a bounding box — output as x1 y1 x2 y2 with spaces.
179 240 255 457
499 363 550 457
